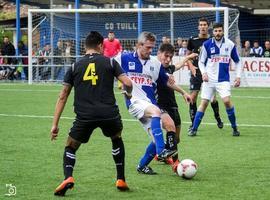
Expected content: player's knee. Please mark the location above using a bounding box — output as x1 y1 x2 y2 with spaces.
111 132 122 140
199 100 208 111
66 136 81 150
150 107 161 117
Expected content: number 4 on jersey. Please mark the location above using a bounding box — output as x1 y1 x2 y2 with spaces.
83 63 98 85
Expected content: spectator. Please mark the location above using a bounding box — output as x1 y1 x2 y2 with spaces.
18 40 28 79
263 40 270 57
178 40 188 56
241 40 251 57
250 40 263 57
1 36 15 64
54 41 64 80
64 41 74 73
174 37 182 55
103 31 122 58
39 44 51 80
161 36 170 44
0 48 4 65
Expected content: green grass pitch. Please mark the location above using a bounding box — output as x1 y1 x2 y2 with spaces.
0 83 270 199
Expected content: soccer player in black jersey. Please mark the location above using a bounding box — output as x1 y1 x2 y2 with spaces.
187 17 223 134
156 43 197 171
51 31 132 196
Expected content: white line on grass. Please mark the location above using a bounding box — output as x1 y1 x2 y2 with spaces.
1 89 270 99
1 113 270 128
0 88 60 92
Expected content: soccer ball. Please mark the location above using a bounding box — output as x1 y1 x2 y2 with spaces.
177 159 198 179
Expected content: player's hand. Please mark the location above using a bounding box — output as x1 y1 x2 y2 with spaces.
167 74 175 85
121 90 132 99
183 93 192 104
187 62 197 77
187 53 198 60
234 77 241 87
202 73 209 82
51 125 59 141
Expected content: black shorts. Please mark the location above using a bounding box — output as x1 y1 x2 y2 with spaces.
69 116 123 143
190 74 203 91
161 107 181 127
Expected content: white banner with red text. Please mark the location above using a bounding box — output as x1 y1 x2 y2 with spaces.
172 57 270 87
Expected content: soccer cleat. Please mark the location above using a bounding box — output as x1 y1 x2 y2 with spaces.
188 125 193 132
54 177 74 196
157 149 177 162
171 159 180 173
233 128 240 136
217 121 224 129
188 129 197 137
137 165 157 175
165 157 174 165
154 155 174 165
116 179 129 191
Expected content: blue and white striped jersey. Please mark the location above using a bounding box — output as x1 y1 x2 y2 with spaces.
115 52 168 108
199 37 241 82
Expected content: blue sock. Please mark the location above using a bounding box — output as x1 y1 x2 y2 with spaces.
151 117 165 155
192 111 204 130
138 142 156 168
226 106 237 129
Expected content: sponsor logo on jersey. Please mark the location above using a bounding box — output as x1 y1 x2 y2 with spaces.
128 72 153 86
128 62 135 70
211 47 215 54
150 66 154 71
210 55 230 63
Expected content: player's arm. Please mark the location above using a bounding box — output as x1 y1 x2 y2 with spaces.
198 44 208 82
231 45 242 87
112 58 133 99
51 84 72 140
174 53 198 71
167 82 192 104
118 74 133 99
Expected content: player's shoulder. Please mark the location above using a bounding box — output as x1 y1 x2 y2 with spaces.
202 38 213 47
149 55 162 66
189 35 200 41
224 38 236 48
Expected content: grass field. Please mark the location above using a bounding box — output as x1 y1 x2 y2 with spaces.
0 83 270 200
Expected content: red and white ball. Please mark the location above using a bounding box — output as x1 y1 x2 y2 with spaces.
177 159 198 179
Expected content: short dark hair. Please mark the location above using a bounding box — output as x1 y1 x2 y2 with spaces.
109 31 114 34
253 40 259 43
158 43 175 54
85 31 104 49
198 17 209 26
213 22 224 29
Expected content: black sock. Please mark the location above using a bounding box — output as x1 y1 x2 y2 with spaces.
211 101 222 124
166 131 178 161
112 137 125 181
63 146 76 180
189 103 197 125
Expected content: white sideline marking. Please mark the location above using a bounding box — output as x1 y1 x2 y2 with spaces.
0 88 60 92
0 113 270 128
1 89 270 99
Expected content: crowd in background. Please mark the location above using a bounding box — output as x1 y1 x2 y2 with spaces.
1 34 270 81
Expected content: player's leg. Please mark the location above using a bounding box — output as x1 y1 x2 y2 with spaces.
189 82 214 136
217 82 240 136
144 104 177 160
161 112 177 152
54 118 94 196
189 75 202 129
100 117 129 190
164 108 181 172
210 95 224 129
189 90 199 128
